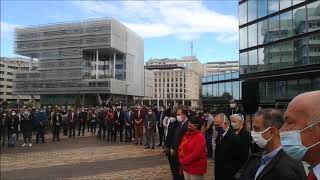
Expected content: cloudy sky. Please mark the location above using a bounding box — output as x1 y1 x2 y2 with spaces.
1 0 239 63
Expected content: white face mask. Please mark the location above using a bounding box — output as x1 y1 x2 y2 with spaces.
230 103 237 109
177 115 183 122
148 111 152 115
12 113 16 116
231 122 240 130
251 127 271 148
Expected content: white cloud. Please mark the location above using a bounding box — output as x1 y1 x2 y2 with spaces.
71 1 238 42
1 22 20 40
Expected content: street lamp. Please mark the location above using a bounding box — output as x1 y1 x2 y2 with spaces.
125 84 129 107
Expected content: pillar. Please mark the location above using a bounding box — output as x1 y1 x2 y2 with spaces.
96 49 99 79
29 57 33 71
113 53 116 78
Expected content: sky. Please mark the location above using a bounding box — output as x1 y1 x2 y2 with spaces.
1 0 239 63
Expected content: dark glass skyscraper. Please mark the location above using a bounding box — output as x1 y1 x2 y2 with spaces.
239 0 320 112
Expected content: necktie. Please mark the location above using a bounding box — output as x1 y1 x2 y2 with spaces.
308 171 317 180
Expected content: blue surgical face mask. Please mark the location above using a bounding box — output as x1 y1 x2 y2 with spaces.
280 121 320 160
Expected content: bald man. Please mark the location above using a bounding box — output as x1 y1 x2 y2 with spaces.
280 90 320 180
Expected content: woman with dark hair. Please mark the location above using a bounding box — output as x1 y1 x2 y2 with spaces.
178 117 207 180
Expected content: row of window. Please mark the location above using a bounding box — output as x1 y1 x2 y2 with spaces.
202 81 242 100
240 1 320 50
240 0 309 25
202 71 240 83
155 83 185 88
259 77 320 101
0 78 13 82
0 85 12 88
154 93 186 99
240 34 320 74
0 92 13 95
155 78 185 82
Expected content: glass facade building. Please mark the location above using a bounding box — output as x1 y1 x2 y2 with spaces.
202 71 241 108
239 0 320 112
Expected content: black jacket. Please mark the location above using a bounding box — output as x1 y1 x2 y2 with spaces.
164 120 179 149
172 119 189 153
52 113 63 127
215 129 242 180
252 149 307 180
237 128 252 165
21 113 33 132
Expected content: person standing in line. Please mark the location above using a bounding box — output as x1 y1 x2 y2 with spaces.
67 108 77 138
52 109 62 142
213 113 241 180
106 108 115 142
0 112 9 147
230 113 251 166
34 108 48 144
280 91 320 180
157 106 166 147
21 108 33 147
114 105 124 142
134 105 144 145
203 110 214 158
179 117 207 180
8 110 19 147
61 107 68 136
89 109 97 135
97 107 107 140
145 108 157 149
124 107 134 142
78 108 87 136
169 107 189 180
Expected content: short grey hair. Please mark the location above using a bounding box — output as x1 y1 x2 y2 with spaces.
255 108 284 129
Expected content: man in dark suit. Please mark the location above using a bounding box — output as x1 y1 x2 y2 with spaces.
169 107 189 180
238 109 306 180
157 107 166 147
78 108 87 136
280 91 320 180
214 113 242 180
124 107 134 142
67 108 78 138
114 105 124 142
134 105 144 145
52 109 62 142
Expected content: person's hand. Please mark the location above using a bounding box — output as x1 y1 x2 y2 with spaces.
170 149 175 156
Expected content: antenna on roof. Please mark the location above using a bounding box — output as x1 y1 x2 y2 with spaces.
190 41 194 57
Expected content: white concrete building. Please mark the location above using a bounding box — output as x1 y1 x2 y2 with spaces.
0 57 39 104
144 56 203 107
204 61 239 76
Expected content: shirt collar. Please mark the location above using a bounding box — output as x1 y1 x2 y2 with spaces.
261 146 282 165
313 164 320 179
222 127 229 137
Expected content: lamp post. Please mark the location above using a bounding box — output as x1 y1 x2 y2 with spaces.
125 84 129 107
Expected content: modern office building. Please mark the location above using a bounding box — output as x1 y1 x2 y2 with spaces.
0 57 39 104
204 61 239 76
201 71 241 109
239 0 320 113
14 18 146 106
144 56 203 107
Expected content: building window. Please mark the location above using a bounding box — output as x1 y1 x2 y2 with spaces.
239 1 248 25
7 79 12 82
268 0 279 15
293 5 307 35
258 0 268 18
248 0 257 22
7 72 13 75
248 23 257 47
240 27 248 50
6 85 12 88
6 92 12 95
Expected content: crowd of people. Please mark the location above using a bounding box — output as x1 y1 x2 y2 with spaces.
0 90 319 180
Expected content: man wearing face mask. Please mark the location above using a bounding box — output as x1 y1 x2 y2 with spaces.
157 107 165 147
114 105 124 142
78 108 87 136
1 112 9 147
52 108 63 142
34 108 48 144
169 107 189 180
145 108 157 149
246 109 306 180
203 110 214 158
7 110 19 147
214 113 241 180
280 91 320 180
134 105 144 145
21 109 33 147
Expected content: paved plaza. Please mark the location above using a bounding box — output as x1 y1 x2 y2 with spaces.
1 133 214 180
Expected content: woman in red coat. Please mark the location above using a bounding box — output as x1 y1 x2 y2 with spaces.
178 117 207 180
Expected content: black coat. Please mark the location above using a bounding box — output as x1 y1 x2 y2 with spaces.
214 129 242 180
21 113 33 132
8 115 19 134
172 120 189 153
52 113 63 127
114 110 124 127
164 120 179 149
256 149 306 180
237 128 252 165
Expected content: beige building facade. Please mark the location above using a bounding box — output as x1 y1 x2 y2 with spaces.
144 56 202 107
0 57 39 104
204 61 239 76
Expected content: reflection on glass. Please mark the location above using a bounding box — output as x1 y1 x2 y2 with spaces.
287 80 298 98
248 49 258 73
294 37 309 65
307 1 320 32
248 23 257 47
280 0 292 10
219 83 225 96
213 84 218 97
258 0 267 18
248 0 257 22
268 15 280 42
292 0 304 6
218 74 225 81
258 47 267 71
226 82 232 97
233 81 240 100
280 41 294 68
309 34 320 64
258 19 268 45
280 11 293 39
212 75 219 81
202 85 207 96
207 75 213 82
239 2 248 25
313 77 320 89
298 79 311 93
268 0 279 15
240 27 248 49
240 52 248 74
225 73 232 80
259 82 266 100
232 71 240 79
268 44 281 70
276 81 286 99
207 84 213 97
202 77 207 83
266 81 275 99
293 6 307 35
